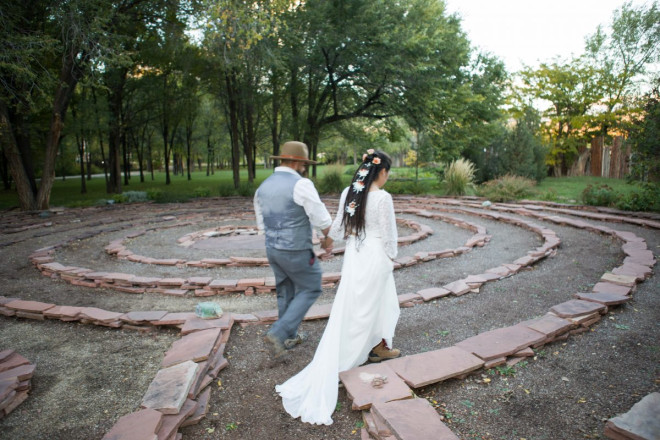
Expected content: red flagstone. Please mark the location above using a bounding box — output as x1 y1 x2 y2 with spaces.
624 250 656 266
0 364 35 382
604 392 660 440
0 353 29 373
161 328 222 368
0 350 14 362
142 361 199 414
79 307 123 322
151 259 183 266
387 346 483 388
600 272 637 287
339 363 412 410
237 278 265 287
231 313 259 323
550 300 607 318
371 398 459 440
186 277 212 286
122 311 169 324
180 316 233 335
612 263 652 281
253 309 279 322
208 279 238 289
101 408 163 440
155 399 198 440
5 300 55 313
303 303 333 320
442 280 471 296
152 313 197 326
397 293 422 305
321 272 341 282
592 282 632 296
456 325 546 361
521 313 575 340
416 287 451 301
574 292 632 306
181 387 211 427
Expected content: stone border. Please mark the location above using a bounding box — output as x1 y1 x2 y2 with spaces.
26 214 490 297
1 199 656 439
0 350 35 419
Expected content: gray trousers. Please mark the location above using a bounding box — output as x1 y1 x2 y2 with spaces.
266 247 323 343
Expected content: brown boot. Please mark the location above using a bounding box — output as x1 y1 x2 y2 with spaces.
368 340 400 362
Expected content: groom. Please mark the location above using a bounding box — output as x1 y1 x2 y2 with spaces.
254 141 334 358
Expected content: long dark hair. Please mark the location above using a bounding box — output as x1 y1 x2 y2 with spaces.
341 150 392 239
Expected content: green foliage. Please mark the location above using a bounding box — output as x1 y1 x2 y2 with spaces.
581 184 619 207
478 175 537 202
122 191 149 203
318 163 347 194
443 158 476 196
193 187 211 198
146 188 163 201
386 180 432 195
237 182 255 197
627 80 660 183
615 183 660 212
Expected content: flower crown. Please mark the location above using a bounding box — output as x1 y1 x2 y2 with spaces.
346 149 380 216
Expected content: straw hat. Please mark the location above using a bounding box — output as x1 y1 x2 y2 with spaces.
270 141 317 164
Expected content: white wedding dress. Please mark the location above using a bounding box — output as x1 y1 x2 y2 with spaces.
275 187 400 425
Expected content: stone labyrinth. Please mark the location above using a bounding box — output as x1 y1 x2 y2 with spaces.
0 196 658 439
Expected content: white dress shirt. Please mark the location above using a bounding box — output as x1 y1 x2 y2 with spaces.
254 166 332 233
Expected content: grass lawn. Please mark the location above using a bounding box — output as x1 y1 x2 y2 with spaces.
534 176 643 203
0 167 650 211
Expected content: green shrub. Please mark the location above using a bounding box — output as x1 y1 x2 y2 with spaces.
319 163 346 194
443 158 476 196
615 183 659 212
237 182 255 197
581 184 619 207
193 187 211 198
478 174 536 202
537 188 559 202
218 185 236 197
111 193 127 203
386 180 432 195
146 188 163 201
122 191 149 203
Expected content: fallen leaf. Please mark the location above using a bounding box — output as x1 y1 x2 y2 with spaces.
524 389 530 394
206 428 215 434
483 378 491 383
577 398 587 403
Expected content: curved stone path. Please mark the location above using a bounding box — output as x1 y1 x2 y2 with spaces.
0 196 657 439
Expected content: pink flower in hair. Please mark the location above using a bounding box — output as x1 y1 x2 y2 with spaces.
372 157 381 165
367 149 375 155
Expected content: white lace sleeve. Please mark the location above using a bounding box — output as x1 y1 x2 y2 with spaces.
378 191 398 259
328 187 349 241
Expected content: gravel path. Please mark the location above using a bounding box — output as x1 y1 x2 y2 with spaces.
0 197 657 440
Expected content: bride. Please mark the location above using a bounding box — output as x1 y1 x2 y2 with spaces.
275 149 401 425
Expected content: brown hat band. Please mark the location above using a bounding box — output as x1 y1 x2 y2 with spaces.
278 154 310 161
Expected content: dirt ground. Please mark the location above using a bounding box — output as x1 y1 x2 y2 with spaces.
0 197 658 440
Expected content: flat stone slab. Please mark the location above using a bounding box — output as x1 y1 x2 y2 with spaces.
303 303 332 320
156 399 198 440
152 312 197 326
161 328 222 368
122 311 169 324
339 363 412 410
574 292 631 306
141 361 199 415
5 300 55 313
592 282 632 296
416 287 451 301
79 307 124 322
387 346 483 388
600 272 638 287
180 316 233 335
455 325 547 361
442 280 472 295
550 300 607 318
101 408 162 440
521 313 575 339
192 234 265 250
605 392 660 440
371 398 459 440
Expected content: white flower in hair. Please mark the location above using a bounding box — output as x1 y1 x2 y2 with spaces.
352 180 365 192
357 168 369 177
346 201 358 216
367 149 375 155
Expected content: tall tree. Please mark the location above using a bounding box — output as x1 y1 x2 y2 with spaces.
282 0 474 177
585 1 660 138
518 57 603 176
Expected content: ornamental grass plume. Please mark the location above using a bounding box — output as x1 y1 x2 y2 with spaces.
443 158 476 196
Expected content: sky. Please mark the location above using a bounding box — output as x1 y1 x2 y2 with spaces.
443 0 643 73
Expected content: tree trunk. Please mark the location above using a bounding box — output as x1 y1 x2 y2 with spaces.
226 72 241 189
106 69 127 194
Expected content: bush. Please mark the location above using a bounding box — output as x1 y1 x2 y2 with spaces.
478 174 536 202
193 187 211 198
237 182 255 197
615 183 660 212
386 180 432 195
581 184 619 207
443 158 476 196
146 188 163 201
319 163 346 194
122 191 149 203
218 185 236 197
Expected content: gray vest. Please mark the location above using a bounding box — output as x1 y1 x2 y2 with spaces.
257 171 313 250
